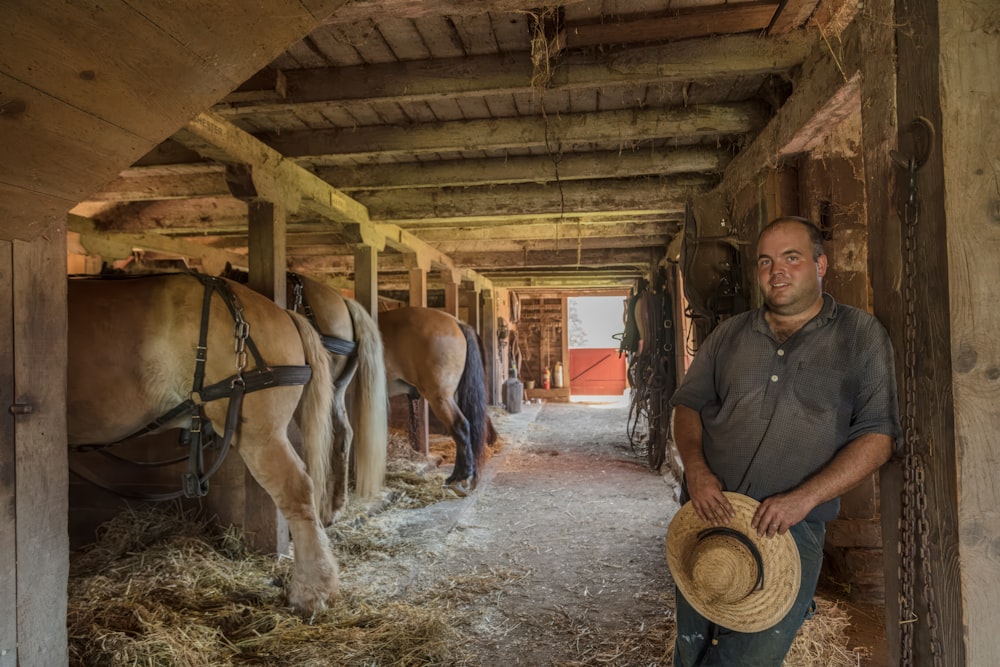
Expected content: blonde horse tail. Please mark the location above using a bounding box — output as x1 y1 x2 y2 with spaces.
344 299 388 499
287 310 335 517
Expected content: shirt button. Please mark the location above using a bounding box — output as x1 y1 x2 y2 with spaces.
771 375 779 382
777 349 785 356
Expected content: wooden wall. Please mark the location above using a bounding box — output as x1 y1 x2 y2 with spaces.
0 235 69 667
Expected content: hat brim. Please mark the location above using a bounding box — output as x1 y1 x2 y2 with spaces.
666 492 801 633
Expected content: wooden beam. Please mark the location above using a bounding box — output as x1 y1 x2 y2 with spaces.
563 3 780 48
84 148 726 198
66 214 248 275
216 32 813 114
360 177 710 223
315 147 730 190
718 22 860 196
407 220 678 244
489 274 641 289
444 247 660 269
768 0 821 34
180 112 375 232
255 104 768 161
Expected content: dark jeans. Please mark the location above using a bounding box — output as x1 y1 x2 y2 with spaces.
673 520 826 667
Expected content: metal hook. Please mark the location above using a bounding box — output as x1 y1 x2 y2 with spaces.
890 116 935 171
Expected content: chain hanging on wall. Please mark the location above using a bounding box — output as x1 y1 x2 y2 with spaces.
891 116 942 667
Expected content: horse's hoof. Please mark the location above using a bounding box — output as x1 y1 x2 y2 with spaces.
445 479 471 497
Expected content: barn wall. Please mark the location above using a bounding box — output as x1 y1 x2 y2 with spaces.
0 235 68 667
940 2 1000 663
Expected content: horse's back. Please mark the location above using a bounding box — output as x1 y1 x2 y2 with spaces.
67 274 303 444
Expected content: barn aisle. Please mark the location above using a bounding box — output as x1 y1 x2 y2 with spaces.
347 397 882 665
450 398 678 664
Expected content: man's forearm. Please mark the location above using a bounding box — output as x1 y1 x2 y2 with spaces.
672 404 708 474
793 432 894 509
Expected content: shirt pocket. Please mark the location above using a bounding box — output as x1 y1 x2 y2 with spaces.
792 363 848 414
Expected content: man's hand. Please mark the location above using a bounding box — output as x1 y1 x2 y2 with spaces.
751 492 811 538
686 468 736 526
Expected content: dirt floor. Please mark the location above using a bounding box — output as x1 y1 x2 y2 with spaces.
67 395 888 665
342 397 885 666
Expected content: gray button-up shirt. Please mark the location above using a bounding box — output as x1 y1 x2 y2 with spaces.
670 293 901 522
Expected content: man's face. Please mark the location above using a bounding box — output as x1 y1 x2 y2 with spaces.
756 222 827 316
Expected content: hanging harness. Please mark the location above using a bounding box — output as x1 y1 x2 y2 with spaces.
70 274 313 501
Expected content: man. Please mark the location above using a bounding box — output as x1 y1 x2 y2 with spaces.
669 216 901 665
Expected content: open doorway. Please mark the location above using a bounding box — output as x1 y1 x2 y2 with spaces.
567 295 629 397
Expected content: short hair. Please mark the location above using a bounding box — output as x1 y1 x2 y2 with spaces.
759 216 826 260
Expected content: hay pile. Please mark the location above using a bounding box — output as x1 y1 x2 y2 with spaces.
68 434 505 662
68 460 490 667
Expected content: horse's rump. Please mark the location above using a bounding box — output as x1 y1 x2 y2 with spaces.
379 307 492 490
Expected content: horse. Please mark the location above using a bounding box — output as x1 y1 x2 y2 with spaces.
377 307 497 495
219 267 389 525
67 273 338 613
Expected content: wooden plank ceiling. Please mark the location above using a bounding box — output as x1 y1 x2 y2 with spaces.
70 0 841 292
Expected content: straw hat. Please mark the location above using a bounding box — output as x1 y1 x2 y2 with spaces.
665 492 801 633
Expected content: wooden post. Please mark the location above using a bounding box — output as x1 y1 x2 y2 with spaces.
864 0 969 663
214 197 289 555
407 264 429 455
353 245 379 317
408 267 428 307
1 233 69 667
905 1 996 663
462 282 481 332
482 290 500 405
442 270 460 317
247 200 287 308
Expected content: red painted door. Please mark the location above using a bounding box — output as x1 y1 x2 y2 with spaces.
568 348 627 395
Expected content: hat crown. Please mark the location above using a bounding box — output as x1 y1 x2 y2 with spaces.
687 534 760 604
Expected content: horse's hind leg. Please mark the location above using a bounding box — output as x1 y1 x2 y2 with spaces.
426 395 476 494
325 375 354 525
238 428 339 612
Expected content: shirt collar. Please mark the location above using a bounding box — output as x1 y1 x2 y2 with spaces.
752 292 838 336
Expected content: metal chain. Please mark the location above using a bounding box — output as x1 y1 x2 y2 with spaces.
893 116 941 666
231 295 250 384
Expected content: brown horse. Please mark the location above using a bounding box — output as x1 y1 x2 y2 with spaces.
67 273 338 613
378 307 496 494
284 272 388 522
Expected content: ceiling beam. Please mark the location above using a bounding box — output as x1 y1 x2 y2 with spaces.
315 146 730 190
357 176 709 222
83 177 702 231
85 147 726 199
216 32 813 115
563 3 780 48
66 213 248 275
253 103 768 162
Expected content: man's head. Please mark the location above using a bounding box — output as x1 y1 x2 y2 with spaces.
756 217 828 317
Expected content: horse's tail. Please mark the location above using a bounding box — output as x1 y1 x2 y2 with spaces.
287 310 335 517
457 322 489 469
344 298 388 499
472 327 499 445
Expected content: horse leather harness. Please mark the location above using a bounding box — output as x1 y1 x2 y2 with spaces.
71 274 313 501
287 272 358 357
